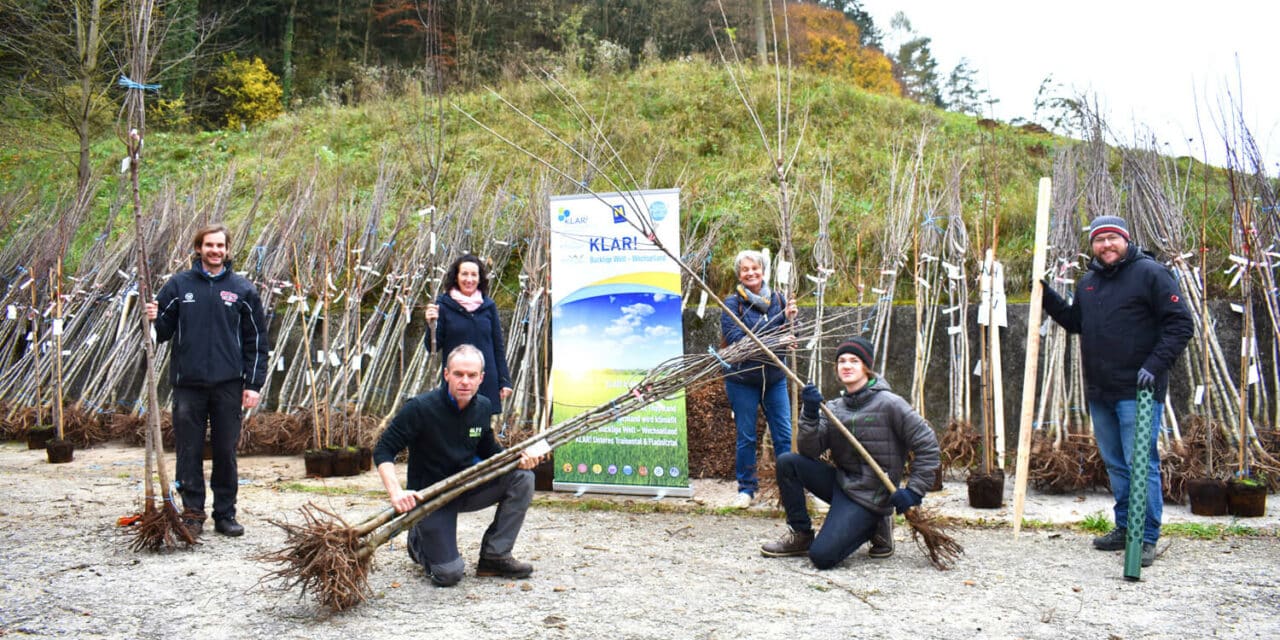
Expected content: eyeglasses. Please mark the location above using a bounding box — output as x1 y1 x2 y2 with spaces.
1091 233 1126 245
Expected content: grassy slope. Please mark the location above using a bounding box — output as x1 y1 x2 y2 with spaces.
0 58 1231 302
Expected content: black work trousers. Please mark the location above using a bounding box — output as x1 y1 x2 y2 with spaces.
173 381 242 521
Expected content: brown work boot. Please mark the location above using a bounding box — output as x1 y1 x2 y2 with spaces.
761 527 815 557
181 509 206 537
868 514 894 558
476 556 533 579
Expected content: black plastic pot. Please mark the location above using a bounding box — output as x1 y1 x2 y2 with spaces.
45 437 74 463
1186 478 1228 516
304 449 334 478
26 426 55 450
332 448 360 477
967 469 1005 509
1227 479 1267 518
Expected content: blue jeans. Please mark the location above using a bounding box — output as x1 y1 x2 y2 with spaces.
725 377 792 495
1089 398 1163 543
776 452 879 569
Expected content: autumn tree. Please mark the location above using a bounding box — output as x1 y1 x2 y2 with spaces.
815 0 881 48
783 1 899 97
0 0 224 193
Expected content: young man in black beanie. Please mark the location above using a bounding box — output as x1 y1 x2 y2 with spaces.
1043 215 1192 567
760 336 940 568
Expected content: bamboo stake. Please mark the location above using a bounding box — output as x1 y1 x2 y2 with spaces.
30 277 41 430
51 266 65 441
1201 201 1215 475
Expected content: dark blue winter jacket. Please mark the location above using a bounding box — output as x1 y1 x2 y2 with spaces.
1042 244 1193 402
425 293 512 413
719 289 788 387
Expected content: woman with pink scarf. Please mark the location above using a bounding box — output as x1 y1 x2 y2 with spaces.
424 254 513 417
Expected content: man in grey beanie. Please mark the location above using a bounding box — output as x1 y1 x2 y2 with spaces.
1042 215 1193 567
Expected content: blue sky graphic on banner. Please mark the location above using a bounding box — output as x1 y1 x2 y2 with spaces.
548 189 688 495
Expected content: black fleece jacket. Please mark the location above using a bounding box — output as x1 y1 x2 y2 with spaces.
373 385 500 491
152 259 270 391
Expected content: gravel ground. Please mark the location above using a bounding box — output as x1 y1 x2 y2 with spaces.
2 441 1278 640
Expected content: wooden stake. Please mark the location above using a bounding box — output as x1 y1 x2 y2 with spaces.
1013 177 1052 536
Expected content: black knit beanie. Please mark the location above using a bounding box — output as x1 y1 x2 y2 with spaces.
835 336 875 371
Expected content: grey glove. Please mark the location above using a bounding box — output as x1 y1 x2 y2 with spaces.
1137 367 1156 389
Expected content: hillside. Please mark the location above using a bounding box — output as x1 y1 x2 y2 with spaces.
0 58 1235 302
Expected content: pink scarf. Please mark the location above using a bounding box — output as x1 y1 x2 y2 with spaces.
449 288 484 312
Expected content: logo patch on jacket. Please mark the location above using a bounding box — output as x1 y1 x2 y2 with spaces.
468 426 483 439
183 292 195 303
220 291 239 305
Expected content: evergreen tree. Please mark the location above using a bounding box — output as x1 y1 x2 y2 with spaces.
884 12 941 108
896 36 942 108
944 57 989 116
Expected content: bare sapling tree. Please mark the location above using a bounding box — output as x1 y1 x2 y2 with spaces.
120 0 195 551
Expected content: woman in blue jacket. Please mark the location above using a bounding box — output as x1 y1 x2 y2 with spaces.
425 254 513 417
720 249 797 509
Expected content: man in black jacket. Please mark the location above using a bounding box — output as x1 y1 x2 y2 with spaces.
145 223 270 537
375 344 542 586
1043 216 1193 567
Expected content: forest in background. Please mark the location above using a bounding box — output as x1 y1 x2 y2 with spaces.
0 0 1265 303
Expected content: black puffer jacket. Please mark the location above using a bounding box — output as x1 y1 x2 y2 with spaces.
152 259 270 391
1042 244 1193 402
797 379 940 516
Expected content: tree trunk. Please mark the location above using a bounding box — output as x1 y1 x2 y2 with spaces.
754 0 767 64
282 0 297 108
74 0 105 198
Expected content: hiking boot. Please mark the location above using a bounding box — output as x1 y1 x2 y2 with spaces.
1092 527 1127 551
214 518 245 537
1141 542 1157 567
761 527 815 557
181 509 205 537
868 515 894 558
476 556 533 579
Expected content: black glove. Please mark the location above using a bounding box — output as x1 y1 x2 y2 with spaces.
889 488 923 514
1136 367 1156 389
801 383 823 419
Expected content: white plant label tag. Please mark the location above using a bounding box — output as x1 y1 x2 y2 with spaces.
525 439 552 458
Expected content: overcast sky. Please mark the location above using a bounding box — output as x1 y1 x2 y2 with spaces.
855 1 1279 170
